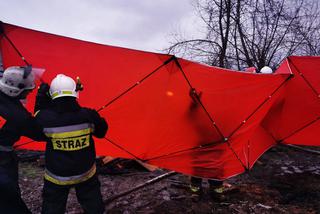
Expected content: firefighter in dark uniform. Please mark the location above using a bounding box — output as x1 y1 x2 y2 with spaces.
188 88 226 201
35 74 108 214
0 66 48 213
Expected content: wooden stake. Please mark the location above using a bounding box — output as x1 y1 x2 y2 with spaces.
104 171 176 204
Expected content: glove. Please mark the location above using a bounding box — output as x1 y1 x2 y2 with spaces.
37 82 50 97
76 77 84 91
34 83 51 113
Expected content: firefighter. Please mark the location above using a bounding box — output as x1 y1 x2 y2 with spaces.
35 74 108 214
0 66 48 213
188 88 231 201
260 66 273 74
243 66 273 74
189 177 225 201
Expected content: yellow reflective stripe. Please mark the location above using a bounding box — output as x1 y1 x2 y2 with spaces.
52 135 90 151
44 124 94 151
212 187 224 194
190 185 201 193
44 165 96 185
45 128 92 138
34 110 40 117
51 90 73 98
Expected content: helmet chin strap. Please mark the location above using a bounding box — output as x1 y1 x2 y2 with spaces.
21 65 32 79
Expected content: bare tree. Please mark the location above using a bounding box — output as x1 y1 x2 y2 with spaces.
166 0 320 70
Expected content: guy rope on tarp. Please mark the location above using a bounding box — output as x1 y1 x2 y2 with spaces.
0 21 30 66
275 58 319 145
13 140 35 149
227 73 294 140
144 138 225 162
277 116 320 143
97 56 175 112
104 137 142 161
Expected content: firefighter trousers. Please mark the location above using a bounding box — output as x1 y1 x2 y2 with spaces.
0 151 31 214
42 174 105 214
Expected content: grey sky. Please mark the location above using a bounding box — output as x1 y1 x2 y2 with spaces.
0 0 203 52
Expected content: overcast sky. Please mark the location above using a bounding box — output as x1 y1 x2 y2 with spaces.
0 0 203 53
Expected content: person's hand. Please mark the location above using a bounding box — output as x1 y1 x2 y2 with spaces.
37 82 50 97
76 77 84 91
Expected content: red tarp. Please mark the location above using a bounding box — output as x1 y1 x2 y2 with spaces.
0 23 319 179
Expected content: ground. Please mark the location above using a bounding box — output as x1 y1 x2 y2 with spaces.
18 145 320 214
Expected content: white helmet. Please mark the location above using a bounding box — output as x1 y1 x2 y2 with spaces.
260 66 273 74
49 74 78 100
0 66 35 97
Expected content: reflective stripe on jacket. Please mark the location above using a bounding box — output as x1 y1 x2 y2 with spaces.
44 164 96 185
43 123 95 151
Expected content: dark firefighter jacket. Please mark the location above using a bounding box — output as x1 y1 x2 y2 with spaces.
35 97 108 185
0 91 47 150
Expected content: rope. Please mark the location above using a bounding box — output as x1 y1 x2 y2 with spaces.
13 140 36 149
103 137 142 161
145 139 224 162
278 117 319 143
97 56 175 112
227 74 293 139
1 30 30 66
